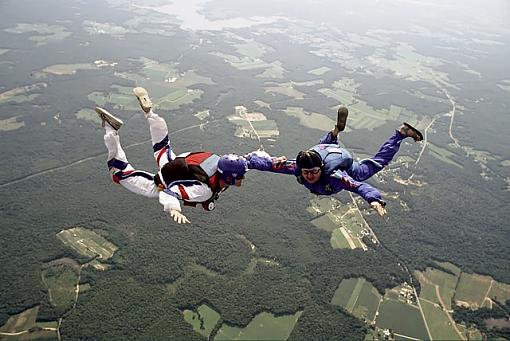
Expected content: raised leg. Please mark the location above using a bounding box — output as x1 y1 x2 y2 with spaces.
103 124 159 198
348 130 406 181
145 110 176 169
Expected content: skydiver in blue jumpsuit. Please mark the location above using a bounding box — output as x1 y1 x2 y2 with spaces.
246 107 423 217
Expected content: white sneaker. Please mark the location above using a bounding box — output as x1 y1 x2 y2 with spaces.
133 87 152 113
95 107 123 131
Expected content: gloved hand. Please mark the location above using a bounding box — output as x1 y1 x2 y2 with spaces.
370 201 387 217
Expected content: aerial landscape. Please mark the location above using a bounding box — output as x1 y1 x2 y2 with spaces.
0 0 509 340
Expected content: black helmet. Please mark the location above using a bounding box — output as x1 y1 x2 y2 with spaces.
296 150 322 169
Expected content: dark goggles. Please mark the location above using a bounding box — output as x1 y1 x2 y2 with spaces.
301 167 321 176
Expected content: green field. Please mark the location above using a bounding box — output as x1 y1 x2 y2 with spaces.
35 321 58 329
56 227 118 260
308 66 330 75
342 209 366 235
265 85 305 99
252 120 278 131
331 278 359 307
282 106 334 131
353 280 381 322
5 23 71 46
435 261 462 277
257 61 285 78
234 41 267 59
0 116 24 131
157 88 203 110
311 214 337 232
42 265 78 313
42 63 95 75
415 267 458 309
420 299 462 340
376 299 429 340
330 228 352 249
307 197 342 214
75 108 101 124
454 273 492 308
427 144 464 169
318 88 355 105
210 52 268 71
331 278 381 321
183 304 221 338
215 311 302 340
488 280 510 304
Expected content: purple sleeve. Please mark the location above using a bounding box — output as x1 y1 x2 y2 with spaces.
319 131 338 144
247 154 297 175
330 170 382 204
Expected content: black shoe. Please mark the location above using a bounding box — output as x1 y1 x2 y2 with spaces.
400 122 423 142
336 106 349 132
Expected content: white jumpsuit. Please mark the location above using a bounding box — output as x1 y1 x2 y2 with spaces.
103 111 213 213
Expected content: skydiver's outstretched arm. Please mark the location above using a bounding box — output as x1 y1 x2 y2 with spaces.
330 170 387 217
245 151 297 175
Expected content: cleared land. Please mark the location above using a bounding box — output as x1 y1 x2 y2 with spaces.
330 228 354 249
264 84 305 99
454 273 492 308
0 307 39 333
215 311 302 340
42 265 79 312
0 116 24 131
56 227 118 261
42 63 96 75
283 106 335 131
420 299 462 340
488 281 510 304
331 278 381 322
376 299 429 340
308 66 330 75
415 267 459 309
183 304 221 338
0 83 46 104
427 144 464 169
435 261 462 277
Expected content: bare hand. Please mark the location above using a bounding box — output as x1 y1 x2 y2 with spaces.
169 209 191 224
370 201 387 217
273 156 288 169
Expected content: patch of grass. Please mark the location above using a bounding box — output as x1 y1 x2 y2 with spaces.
308 66 330 75
42 265 78 313
454 272 492 308
331 278 359 307
420 299 462 340
214 311 302 340
488 281 510 304
434 261 461 277
427 144 464 169
415 267 458 309
330 228 353 249
376 298 429 340
310 214 337 233
0 306 39 333
183 304 221 338
56 227 118 260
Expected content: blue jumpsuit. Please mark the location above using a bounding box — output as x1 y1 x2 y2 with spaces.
247 130 407 205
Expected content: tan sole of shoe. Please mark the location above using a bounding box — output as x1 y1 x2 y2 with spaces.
133 87 152 113
95 107 123 130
